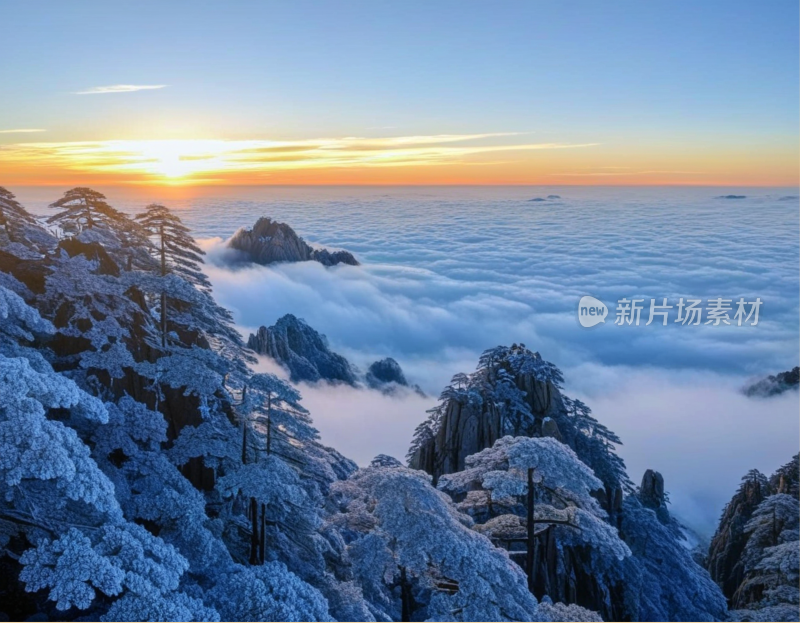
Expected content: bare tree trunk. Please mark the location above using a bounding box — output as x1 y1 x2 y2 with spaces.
249 497 259 565
400 566 412 622
160 224 167 347
266 413 271 456
241 387 248 465
160 291 167 348
527 467 535 592
259 503 266 564
242 421 247 465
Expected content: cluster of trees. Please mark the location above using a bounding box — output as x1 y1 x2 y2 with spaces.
408 344 729 621
1 187 593 622
710 456 800 622
0 187 352 620
409 343 630 500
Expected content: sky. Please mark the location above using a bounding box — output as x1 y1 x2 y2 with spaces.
1 0 798 186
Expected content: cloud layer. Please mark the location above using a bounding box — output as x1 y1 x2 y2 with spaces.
74 84 167 94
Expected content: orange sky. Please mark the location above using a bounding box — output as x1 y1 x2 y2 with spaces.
1 135 797 187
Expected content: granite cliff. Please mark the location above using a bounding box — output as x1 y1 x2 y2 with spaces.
247 314 358 385
227 217 358 266
706 454 799 620
247 314 418 392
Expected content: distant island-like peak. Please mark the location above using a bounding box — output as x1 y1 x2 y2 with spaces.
226 216 359 267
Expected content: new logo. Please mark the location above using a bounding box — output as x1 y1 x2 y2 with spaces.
578 296 608 327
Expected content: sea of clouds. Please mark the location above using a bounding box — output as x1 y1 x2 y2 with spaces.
18 185 800 534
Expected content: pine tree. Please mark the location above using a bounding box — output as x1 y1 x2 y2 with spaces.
48 187 126 235
48 188 155 272
135 203 208 347
326 462 542 621
0 186 37 240
135 204 210 291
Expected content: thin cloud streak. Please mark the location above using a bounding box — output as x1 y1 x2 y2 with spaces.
0 135 598 181
74 84 167 95
0 129 46 134
552 170 706 177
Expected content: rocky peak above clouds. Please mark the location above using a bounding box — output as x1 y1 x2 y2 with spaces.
743 366 799 397
247 314 420 393
227 217 358 266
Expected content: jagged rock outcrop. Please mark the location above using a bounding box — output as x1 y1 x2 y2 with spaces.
743 366 799 397
540 416 563 442
366 357 408 387
707 471 770 599
227 217 359 266
247 317 423 392
640 469 665 510
247 314 358 385
408 346 565 482
707 454 800 620
409 345 630 520
639 468 670 524
365 357 424 395
410 347 727 622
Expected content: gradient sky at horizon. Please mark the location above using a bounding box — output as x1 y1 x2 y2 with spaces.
1 0 798 186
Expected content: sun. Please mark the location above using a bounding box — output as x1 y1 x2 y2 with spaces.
128 140 223 181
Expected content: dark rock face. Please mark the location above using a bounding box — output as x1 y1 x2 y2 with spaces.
743 366 799 397
366 357 424 396
58 238 120 277
707 455 800 617
640 469 665 510
540 416 563 442
227 217 358 267
247 314 357 385
706 472 770 600
366 358 408 387
410 369 562 481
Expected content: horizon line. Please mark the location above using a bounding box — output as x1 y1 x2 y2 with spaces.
5 182 798 189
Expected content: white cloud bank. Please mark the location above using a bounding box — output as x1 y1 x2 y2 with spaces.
183 187 799 537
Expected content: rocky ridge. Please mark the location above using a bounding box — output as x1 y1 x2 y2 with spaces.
706 454 799 620
247 314 419 392
226 217 358 267
743 366 800 397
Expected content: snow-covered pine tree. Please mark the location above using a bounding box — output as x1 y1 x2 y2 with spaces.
729 493 800 620
48 188 154 271
0 191 365 620
48 188 126 235
0 187 55 281
438 435 631 617
620 492 729 621
770 454 799 497
0 285 215 620
0 187 38 243
135 203 210 290
560 396 632 495
135 203 211 346
325 460 544 621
